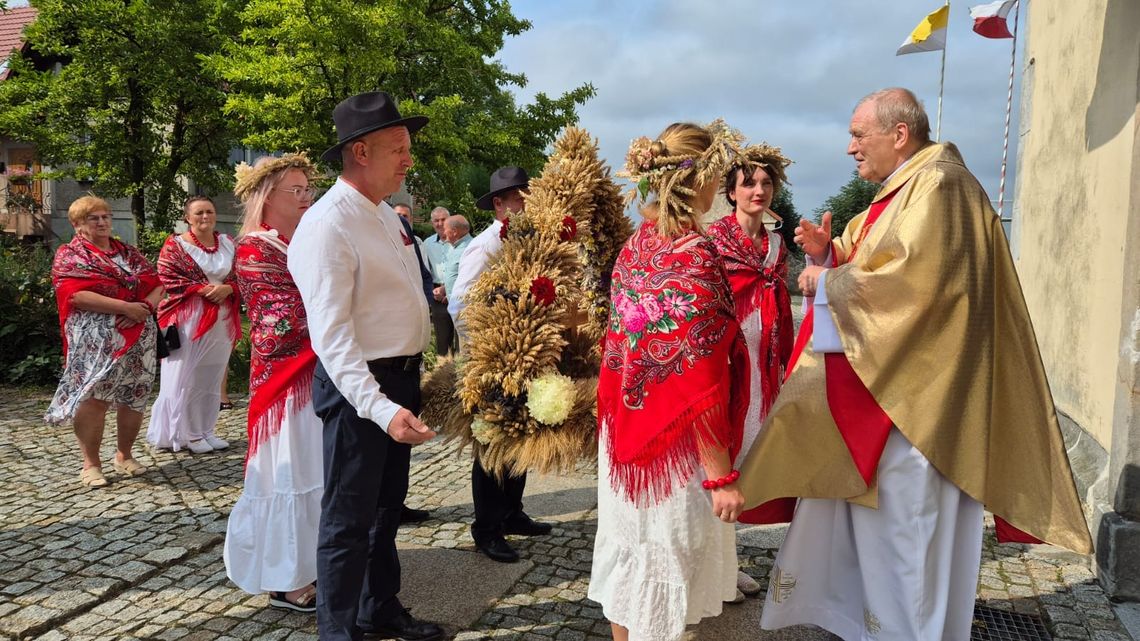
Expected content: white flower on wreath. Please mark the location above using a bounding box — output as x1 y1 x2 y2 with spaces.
526 372 576 426
471 418 500 445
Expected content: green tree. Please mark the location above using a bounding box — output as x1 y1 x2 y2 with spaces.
0 0 239 231
208 0 594 215
769 186 801 256
814 170 880 236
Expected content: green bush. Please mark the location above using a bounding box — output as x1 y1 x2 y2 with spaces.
226 318 251 394
0 238 63 385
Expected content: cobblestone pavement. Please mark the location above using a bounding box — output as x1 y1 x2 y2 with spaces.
0 386 1134 641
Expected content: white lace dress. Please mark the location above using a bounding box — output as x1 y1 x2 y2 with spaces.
588 424 737 641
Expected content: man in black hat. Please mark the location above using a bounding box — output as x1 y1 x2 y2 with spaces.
447 166 554 563
289 91 443 641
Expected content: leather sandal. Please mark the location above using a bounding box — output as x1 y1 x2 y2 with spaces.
113 458 148 477
79 467 108 487
268 585 317 613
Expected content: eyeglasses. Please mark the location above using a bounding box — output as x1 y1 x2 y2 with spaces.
84 214 112 223
274 186 315 199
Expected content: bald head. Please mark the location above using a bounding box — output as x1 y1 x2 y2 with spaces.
443 215 470 243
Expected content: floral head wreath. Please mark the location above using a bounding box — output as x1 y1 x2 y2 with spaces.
619 119 745 223
233 153 315 203
733 142 793 189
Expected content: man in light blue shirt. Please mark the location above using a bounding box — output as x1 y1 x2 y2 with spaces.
440 215 472 296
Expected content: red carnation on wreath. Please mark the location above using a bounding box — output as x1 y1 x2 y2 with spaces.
559 216 578 242
529 276 556 306
499 217 510 240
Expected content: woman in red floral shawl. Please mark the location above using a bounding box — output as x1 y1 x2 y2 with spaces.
708 144 796 515
589 122 750 641
146 196 242 454
222 154 321 613
46 196 164 488
707 144 798 600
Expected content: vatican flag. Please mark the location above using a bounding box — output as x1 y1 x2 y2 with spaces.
897 4 950 55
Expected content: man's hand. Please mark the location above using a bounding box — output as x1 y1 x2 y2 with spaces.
711 486 745 523
795 211 833 264
798 265 827 297
432 285 446 303
387 408 437 445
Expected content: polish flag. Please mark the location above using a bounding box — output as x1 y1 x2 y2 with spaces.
970 0 1018 39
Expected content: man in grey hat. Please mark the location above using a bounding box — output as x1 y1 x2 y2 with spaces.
447 166 554 564
289 91 442 641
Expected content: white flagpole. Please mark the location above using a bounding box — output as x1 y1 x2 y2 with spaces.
936 1 950 141
996 0 1021 221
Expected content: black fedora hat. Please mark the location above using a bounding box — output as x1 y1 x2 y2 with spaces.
320 91 429 163
476 166 530 210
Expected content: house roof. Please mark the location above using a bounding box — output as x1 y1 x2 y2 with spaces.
0 6 37 80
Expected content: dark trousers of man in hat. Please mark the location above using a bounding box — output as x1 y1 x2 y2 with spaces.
448 166 554 563
289 91 442 641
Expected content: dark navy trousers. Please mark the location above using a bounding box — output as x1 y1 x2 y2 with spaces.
312 359 418 641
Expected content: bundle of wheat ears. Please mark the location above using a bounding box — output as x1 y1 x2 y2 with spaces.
420 127 631 477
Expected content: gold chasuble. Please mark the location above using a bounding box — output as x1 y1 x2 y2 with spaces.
737 142 1093 554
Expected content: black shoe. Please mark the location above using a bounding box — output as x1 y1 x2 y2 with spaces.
503 513 553 537
399 505 431 525
474 535 520 563
365 609 444 641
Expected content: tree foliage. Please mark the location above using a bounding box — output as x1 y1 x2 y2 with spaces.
0 0 239 231
208 0 595 222
814 170 880 237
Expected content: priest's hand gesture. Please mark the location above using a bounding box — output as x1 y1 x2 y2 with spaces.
795 211 833 265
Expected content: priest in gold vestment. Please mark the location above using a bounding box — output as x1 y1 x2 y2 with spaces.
740 88 1093 641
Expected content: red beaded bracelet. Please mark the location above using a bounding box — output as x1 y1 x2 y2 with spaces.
702 469 740 490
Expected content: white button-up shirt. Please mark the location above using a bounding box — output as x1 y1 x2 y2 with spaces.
447 219 503 341
288 178 431 431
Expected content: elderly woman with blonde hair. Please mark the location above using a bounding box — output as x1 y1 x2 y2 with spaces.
590 121 750 641
222 154 322 613
47 196 164 487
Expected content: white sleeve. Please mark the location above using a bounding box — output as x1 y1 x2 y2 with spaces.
289 224 402 431
447 242 486 340
811 269 844 353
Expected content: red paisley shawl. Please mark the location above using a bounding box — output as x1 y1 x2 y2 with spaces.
52 236 161 363
598 222 750 505
156 235 241 345
707 214 794 418
234 232 316 465
707 214 797 524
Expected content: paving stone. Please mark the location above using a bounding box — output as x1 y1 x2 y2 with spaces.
1 388 1134 641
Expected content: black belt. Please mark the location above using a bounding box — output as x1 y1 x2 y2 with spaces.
367 353 423 372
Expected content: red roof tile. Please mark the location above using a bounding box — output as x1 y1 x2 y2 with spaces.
0 6 37 62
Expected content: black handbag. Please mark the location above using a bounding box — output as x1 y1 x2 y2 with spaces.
156 321 180 359
164 324 181 351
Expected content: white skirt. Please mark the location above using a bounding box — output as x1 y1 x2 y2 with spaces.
146 302 233 450
223 391 323 594
588 425 737 641
760 428 984 641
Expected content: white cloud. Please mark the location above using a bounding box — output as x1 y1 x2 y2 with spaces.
498 0 1026 216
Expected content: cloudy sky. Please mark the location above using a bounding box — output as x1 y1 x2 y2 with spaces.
497 0 1027 218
